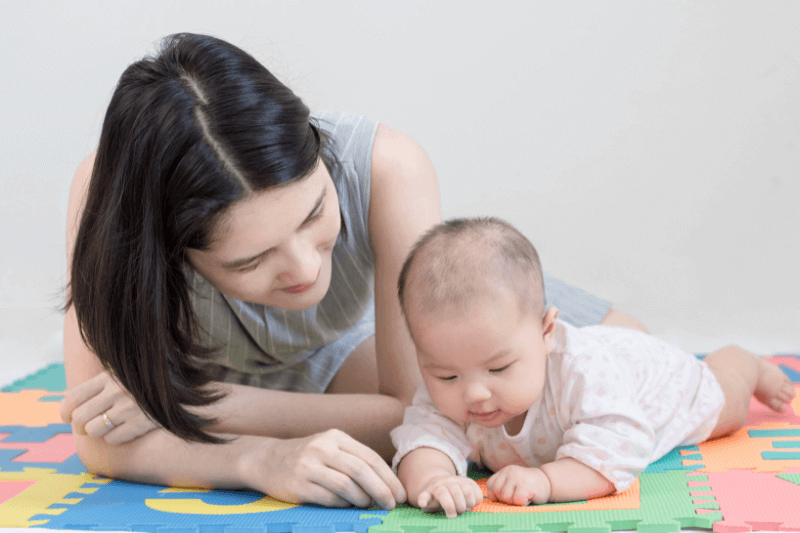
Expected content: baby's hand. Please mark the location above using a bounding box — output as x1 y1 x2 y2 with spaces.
486 465 551 506
416 474 484 518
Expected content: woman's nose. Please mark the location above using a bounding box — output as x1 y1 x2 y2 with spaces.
277 237 320 286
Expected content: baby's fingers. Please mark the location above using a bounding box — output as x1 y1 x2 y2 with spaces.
487 476 517 504
511 486 533 506
419 490 446 515
498 481 519 504
466 480 485 509
432 486 458 518
485 472 506 501
448 485 468 516
417 491 432 509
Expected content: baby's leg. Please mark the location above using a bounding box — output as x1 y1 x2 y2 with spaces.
704 346 795 439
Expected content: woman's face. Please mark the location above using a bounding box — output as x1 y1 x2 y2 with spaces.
187 160 341 311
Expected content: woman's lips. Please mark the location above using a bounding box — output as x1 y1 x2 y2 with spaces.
282 266 321 294
285 284 312 294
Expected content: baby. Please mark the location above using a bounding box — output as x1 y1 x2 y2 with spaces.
391 217 795 518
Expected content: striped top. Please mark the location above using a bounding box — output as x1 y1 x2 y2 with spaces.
188 111 379 378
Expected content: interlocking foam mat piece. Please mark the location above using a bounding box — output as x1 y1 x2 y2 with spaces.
1 357 799 533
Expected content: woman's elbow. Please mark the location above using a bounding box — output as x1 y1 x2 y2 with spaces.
72 432 121 478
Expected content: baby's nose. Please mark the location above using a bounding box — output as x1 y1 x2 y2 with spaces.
464 381 492 403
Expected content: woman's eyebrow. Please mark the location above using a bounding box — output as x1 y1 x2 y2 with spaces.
300 186 327 225
220 187 327 270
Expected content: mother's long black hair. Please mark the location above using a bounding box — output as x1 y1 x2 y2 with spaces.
67 33 329 443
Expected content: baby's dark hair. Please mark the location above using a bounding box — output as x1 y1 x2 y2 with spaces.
398 217 545 324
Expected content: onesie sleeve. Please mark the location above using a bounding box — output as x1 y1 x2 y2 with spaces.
390 385 474 477
554 347 656 493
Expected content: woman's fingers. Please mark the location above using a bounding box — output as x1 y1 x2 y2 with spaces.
60 369 158 445
309 466 374 508
82 409 116 439
334 431 406 504
304 482 357 508
69 389 115 429
254 430 403 510
60 372 106 423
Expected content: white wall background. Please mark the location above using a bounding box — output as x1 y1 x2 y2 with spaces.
1 0 798 386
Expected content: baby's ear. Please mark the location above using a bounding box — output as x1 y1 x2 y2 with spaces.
541 307 559 352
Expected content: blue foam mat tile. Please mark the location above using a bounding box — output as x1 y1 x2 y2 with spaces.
0 423 72 442
29 478 387 532
0 452 87 474
779 364 800 382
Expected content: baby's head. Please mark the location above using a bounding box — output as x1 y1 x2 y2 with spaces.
398 217 559 431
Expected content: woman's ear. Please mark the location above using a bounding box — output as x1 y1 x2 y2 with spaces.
542 307 559 353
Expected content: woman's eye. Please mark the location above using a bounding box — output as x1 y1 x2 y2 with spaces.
305 204 325 225
238 260 261 273
489 364 512 374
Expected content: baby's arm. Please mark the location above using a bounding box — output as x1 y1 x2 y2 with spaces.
542 458 615 501
397 447 483 518
487 458 614 505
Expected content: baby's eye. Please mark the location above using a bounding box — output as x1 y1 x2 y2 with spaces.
489 363 512 374
437 375 457 382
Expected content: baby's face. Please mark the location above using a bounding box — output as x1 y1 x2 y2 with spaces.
409 294 556 431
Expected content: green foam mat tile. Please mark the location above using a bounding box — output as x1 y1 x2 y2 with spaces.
749 428 800 438
775 473 800 487
370 471 718 533
2 363 67 392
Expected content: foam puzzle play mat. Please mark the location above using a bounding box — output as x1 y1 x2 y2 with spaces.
2 356 799 532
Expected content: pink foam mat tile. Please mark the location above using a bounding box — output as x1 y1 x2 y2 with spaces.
708 469 800 532
0 433 75 463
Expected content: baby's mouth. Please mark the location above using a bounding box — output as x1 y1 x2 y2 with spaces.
469 409 501 421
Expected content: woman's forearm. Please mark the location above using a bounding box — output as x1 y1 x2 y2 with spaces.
194 382 405 459
73 424 261 490
73 423 406 509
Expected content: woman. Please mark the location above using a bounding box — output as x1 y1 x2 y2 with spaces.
61 33 644 509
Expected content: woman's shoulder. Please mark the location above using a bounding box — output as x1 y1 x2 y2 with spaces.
66 150 97 260
313 110 380 162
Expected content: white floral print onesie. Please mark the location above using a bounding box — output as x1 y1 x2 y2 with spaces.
391 321 725 493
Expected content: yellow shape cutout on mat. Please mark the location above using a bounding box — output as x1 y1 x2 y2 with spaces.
470 477 639 513
145 487 299 514
0 468 109 527
0 391 63 426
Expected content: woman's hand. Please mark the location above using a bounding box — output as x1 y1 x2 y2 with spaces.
486 465 551 506
60 370 158 445
239 429 406 509
414 473 483 518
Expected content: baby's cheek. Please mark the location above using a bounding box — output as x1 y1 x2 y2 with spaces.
430 390 463 422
